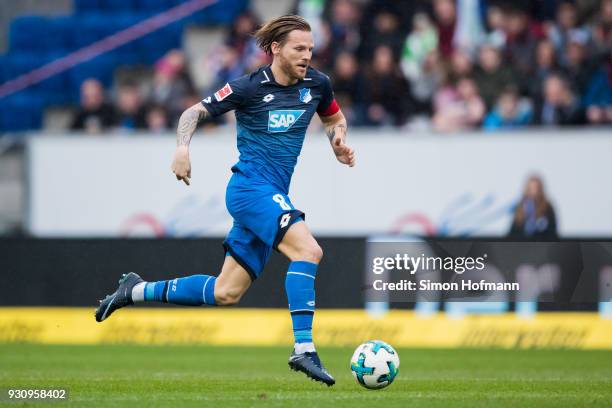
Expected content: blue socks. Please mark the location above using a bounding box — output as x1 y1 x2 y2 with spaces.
140 275 217 306
131 262 318 349
285 261 317 347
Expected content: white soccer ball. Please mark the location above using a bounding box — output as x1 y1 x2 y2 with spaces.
350 340 400 389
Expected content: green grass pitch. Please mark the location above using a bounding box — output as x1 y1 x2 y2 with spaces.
1 344 611 407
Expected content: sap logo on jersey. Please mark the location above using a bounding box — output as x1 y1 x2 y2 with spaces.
268 110 305 133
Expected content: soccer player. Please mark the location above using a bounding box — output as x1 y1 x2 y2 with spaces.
95 15 355 386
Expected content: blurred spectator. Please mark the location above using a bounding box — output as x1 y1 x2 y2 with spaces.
591 0 612 53
547 0 590 63
582 57 612 125
474 44 516 109
433 0 457 58
483 87 532 130
227 12 258 56
150 50 196 121
576 0 603 21
413 50 444 114
70 79 116 134
309 20 334 69
360 0 420 35
401 13 442 111
226 12 265 72
602 0 612 22
211 45 245 88
530 0 559 22
504 7 542 90
115 82 147 131
449 48 474 78
330 51 365 125
328 0 362 55
529 39 561 98
61 1 612 132
401 13 439 90
508 175 558 240
362 46 412 126
433 76 485 131
453 0 486 55
563 33 598 96
533 73 586 125
359 10 404 59
145 105 170 133
297 0 328 60
483 4 507 48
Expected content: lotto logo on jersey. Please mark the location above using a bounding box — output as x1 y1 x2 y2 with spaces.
214 83 233 102
268 110 305 133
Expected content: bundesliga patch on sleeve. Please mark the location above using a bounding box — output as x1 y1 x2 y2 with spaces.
214 83 233 102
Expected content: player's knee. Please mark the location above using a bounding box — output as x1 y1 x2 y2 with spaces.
312 243 324 262
297 242 323 263
214 286 243 306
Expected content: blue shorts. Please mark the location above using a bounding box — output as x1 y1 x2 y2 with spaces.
223 169 303 281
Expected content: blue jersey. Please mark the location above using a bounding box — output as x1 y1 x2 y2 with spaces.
201 65 336 193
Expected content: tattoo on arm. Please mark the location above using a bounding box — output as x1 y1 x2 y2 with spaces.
325 123 346 143
176 107 208 146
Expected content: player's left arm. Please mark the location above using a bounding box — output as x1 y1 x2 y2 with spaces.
320 110 355 167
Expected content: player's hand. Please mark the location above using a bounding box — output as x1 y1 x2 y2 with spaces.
171 146 191 185
332 136 355 167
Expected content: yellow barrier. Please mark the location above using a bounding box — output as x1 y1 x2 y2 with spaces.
1 308 611 349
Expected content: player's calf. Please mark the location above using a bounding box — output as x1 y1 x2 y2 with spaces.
212 258 253 305
213 285 244 306
284 264 336 386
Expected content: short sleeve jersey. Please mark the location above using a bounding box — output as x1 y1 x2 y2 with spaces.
201 65 337 193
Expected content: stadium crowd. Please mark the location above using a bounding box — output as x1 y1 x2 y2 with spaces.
71 0 612 133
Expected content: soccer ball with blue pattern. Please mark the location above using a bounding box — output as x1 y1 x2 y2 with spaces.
350 340 400 389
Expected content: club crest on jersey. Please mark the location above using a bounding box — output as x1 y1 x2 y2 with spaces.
214 83 233 102
268 110 305 133
298 88 312 103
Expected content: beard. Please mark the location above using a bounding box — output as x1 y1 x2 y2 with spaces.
279 55 306 80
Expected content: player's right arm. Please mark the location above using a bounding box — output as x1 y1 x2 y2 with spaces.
171 103 210 186
170 77 250 186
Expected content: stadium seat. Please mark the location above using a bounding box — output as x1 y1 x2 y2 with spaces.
9 16 51 52
67 54 117 101
38 53 72 106
4 53 44 93
10 16 80 53
0 56 7 85
70 13 138 53
103 0 138 13
71 14 111 50
47 17 79 52
2 0 249 130
2 52 71 106
0 92 44 131
134 22 183 64
134 0 174 12
74 0 101 14
107 49 143 67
